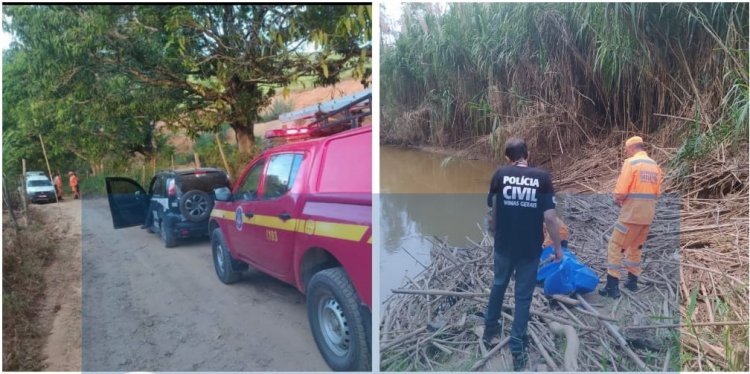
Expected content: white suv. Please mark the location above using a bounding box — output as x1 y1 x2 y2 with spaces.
26 176 56 203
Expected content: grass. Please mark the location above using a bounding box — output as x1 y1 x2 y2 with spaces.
258 66 364 97
78 169 150 196
259 99 295 122
2 209 56 370
381 3 748 179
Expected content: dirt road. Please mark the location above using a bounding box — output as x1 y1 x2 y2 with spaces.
74 197 328 371
39 198 82 371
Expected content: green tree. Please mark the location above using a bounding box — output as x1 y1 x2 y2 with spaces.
4 4 372 155
2 7 183 176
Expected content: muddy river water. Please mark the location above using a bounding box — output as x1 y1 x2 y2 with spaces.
379 146 499 303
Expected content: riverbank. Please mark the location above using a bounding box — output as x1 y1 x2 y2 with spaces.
382 137 498 163
381 194 683 371
380 139 749 370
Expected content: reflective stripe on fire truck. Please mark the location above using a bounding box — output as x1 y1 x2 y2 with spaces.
211 209 370 243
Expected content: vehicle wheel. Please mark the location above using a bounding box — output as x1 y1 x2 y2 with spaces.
179 190 214 223
145 212 155 233
307 268 370 371
211 229 243 284
160 219 177 248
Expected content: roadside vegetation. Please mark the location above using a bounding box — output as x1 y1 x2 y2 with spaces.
3 4 372 185
2 4 372 368
2 209 56 370
381 3 747 178
381 3 748 371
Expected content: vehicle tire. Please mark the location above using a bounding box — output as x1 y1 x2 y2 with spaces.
179 190 214 223
211 229 243 284
160 219 177 248
307 267 370 371
145 212 155 234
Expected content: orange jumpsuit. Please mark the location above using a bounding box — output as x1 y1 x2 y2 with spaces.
543 217 569 248
607 151 663 278
69 174 80 199
53 176 64 199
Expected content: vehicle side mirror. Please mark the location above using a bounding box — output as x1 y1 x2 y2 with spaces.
214 187 232 202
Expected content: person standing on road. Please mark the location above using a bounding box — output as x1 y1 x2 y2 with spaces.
483 137 563 371
68 171 80 199
599 136 663 298
53 173 64 201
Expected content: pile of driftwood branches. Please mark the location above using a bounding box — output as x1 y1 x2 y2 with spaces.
380 193 739 371
553 143 749 371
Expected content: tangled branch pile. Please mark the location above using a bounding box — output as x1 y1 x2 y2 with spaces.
552 141 750 370
380 192 743 371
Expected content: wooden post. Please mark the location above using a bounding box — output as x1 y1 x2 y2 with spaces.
171 154 175 170
21 159 27 213
193 153 201 169
141 163 146 185
215 133 230 177
39 135 62 215
2 173 19 230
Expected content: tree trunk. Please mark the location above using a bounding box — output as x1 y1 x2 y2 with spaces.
233 125 256 155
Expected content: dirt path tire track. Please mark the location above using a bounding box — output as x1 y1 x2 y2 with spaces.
79 197 328 371
39 199 82 371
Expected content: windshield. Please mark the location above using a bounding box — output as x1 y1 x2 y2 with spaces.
28 180 52 187
178 171 230 192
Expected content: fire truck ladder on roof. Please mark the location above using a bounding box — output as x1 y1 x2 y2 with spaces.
279 88 371 132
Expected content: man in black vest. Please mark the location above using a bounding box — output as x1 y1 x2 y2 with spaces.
483 138 563 371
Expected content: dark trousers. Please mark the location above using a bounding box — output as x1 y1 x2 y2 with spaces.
485 250 539 353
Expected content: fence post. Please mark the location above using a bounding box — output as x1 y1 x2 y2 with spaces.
193 153 201 169
21 158 27 214
215 134 230 178
2 173 20 230
39 135 62 216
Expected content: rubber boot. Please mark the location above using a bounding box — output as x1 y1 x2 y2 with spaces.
510 335 529 371
482 323 501 346
512 351 529 371
598 275 621 299
624 272 638 292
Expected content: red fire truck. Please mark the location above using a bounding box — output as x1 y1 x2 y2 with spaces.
208 91 372 371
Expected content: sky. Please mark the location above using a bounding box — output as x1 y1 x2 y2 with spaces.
2 11 11 50
1 31 10 50
382 2 403 25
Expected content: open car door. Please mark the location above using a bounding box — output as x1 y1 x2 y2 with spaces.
105 177 148 229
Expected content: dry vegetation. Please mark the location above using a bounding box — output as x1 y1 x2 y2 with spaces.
380 3 748 370
2 208 57 370
381 140 749 371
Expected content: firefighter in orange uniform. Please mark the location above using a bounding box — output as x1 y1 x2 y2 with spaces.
53 173 64 200
543 217 569 248
599 136 663 298
68 171 80 199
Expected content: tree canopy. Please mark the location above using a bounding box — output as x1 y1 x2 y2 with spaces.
2 4 372 177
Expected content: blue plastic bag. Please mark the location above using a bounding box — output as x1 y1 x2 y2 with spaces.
543 258 575 295
537 246 577 282
538 245 598 295
571 265 598 293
